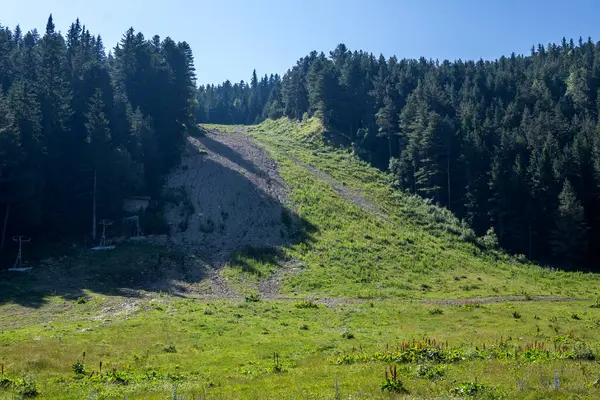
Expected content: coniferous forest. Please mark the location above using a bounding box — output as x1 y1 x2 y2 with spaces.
1 15 600 269
0 16 196 250
7 12 600 400
198 41 600 269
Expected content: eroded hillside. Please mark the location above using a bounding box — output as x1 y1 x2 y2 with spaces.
163 128 293 260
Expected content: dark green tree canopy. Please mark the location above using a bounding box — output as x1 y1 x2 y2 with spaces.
199 40 600 268
0 16 197 246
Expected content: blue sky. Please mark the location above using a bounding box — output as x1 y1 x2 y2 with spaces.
2 0 600 85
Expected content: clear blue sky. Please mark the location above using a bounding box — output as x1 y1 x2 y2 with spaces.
2 0 600 85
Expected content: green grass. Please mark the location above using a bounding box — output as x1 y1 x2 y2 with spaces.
2 117 600 398
3 296 600 398
240 117 600 300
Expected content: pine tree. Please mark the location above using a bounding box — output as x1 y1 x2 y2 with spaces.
281 63 309 120
375 94 398 161
306 54 341 127
85 89 111 241
6 80 44 230
0 90 21 251
194 38 600 266
551 180 588 265
0 16 200 241
38 15 75 230
8 81 43 162
248 69 260 123
85 90 111 156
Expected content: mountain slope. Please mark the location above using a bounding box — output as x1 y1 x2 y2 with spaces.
1 118 600 399
213 117 600 300
162 129 292 260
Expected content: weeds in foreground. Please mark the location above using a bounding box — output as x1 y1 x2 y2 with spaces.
427 308 444 315
72 361 86 376
341 328 355 339
294 301 319 309
0 375 38 397
163 345 177 353
270 352 286 373
245 293 261 302
381 365 407 393
415 363 446 380
450 382 486 396
335 336 598 365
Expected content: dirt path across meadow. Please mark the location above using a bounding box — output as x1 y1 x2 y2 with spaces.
289 155 391 223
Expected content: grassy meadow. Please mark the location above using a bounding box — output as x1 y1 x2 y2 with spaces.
1 118 600 399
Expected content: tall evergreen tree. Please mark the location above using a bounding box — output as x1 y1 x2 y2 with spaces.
84 89 111 241
551 180 588 265
0 15 198 244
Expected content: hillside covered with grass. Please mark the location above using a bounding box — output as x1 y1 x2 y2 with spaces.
232 118 600 301
2 118 600 399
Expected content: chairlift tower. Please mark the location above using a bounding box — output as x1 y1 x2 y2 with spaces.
98 219 113 247
12 235 31 269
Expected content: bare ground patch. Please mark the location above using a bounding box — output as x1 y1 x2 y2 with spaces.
164 129 293 261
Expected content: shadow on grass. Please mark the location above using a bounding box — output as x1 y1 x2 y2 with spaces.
228 215 318 277
229 246 284 276
0 139 318 308
0 209 316 309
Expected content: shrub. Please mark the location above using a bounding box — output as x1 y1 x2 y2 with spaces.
182 197 195 215
479 227 499 250
72 361 86 375
459 224 478 244
450 382 485 396
16 376 38 398
163 345 177 353
589 301 600 309
427 308 444 315
512 311 522 319
245 293 261 303
416 364 446 380
341 329 355 339
221 210 229 222
0 375 39 397
178 219 189 232
294 301 319 309
568 342 595 360
0 376 13 388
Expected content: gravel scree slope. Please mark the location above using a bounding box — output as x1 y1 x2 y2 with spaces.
164 128 291 261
